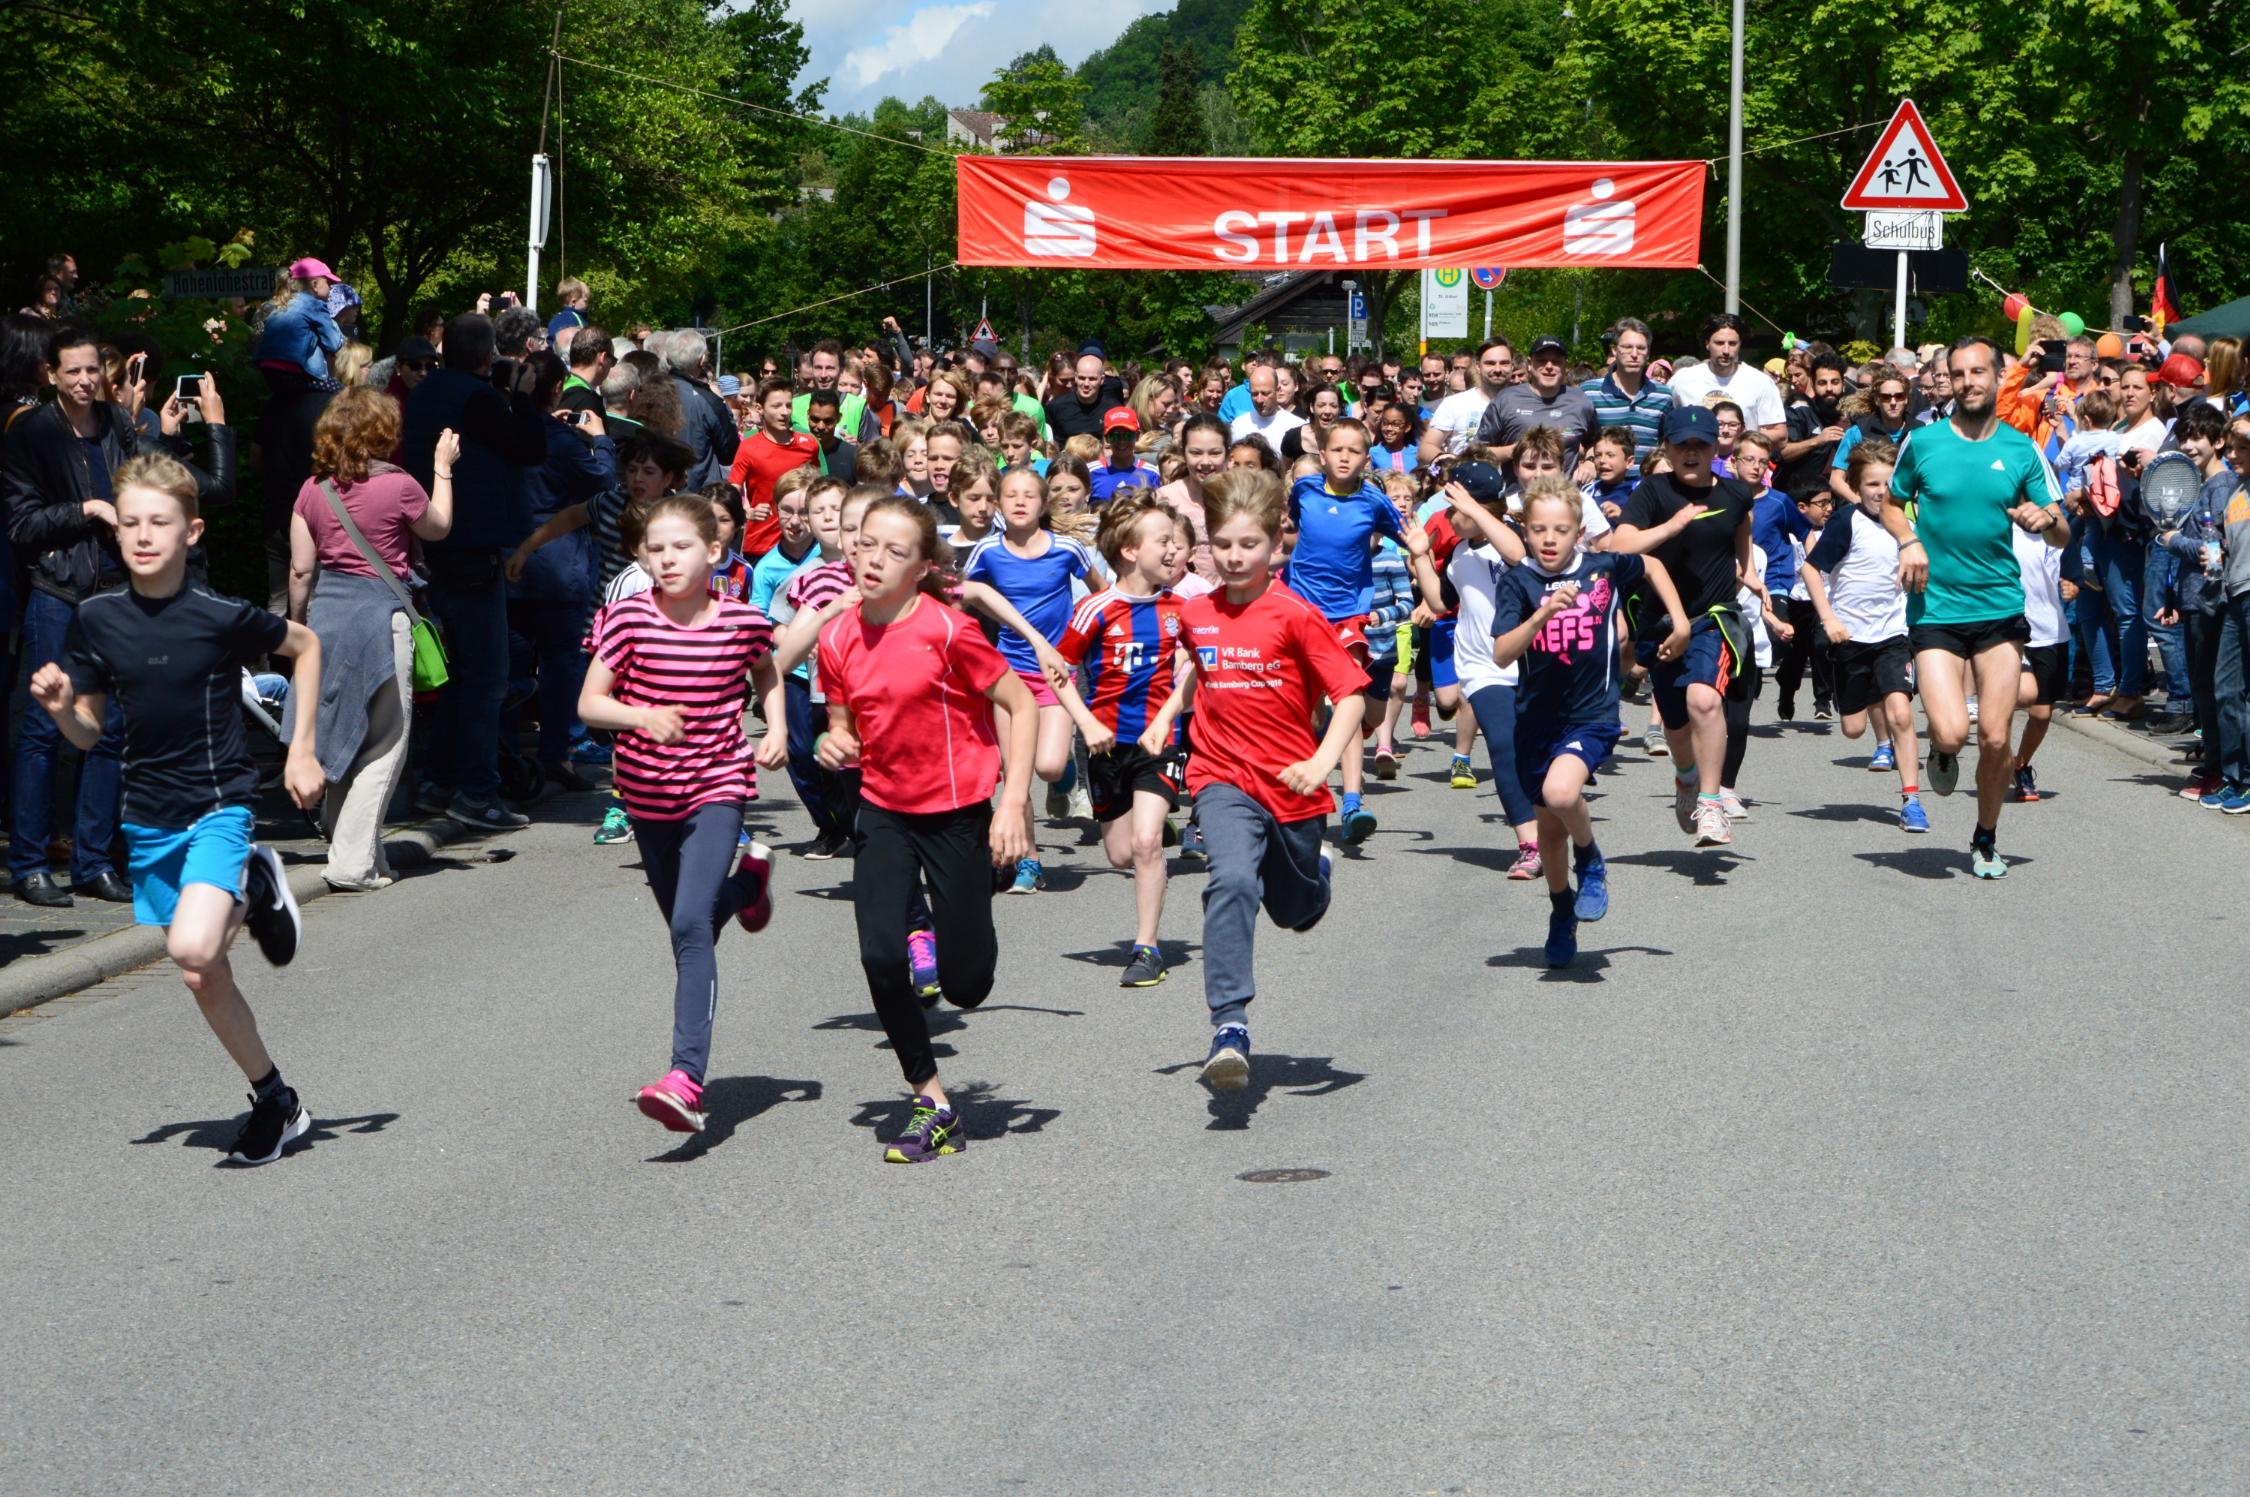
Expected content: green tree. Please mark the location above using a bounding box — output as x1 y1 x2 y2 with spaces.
1142 43 1211 156
980 55 1090 154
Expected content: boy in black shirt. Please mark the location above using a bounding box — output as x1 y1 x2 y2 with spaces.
29 455 328 1166
1611 406 1757 848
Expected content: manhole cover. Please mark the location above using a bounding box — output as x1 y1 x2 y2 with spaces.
1236 1168 1330 1184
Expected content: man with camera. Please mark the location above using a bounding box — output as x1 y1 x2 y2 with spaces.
401 312 548 831
1998 332 2095 451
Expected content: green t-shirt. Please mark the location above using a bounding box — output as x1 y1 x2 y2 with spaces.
1010 391 1048 439
1889 419 2058 627
792 390 868 440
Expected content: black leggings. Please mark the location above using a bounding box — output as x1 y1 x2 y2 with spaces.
854 802 997 1087
1722 666 1764 789
1775 599 1832 708
632 801 760 1083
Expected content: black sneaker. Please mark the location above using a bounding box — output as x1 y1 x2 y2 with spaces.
1120 944 1167 988
228 1086 310 1165
240 845 301 968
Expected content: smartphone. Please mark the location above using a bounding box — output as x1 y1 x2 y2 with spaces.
2034 339 2069 372
175 373 204 402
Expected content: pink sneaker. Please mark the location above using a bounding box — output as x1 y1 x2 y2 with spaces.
735 840 774 933
1506 841 1542 880
636 1069 706 1132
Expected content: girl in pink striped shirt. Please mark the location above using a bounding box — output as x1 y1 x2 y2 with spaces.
579 495 789 1134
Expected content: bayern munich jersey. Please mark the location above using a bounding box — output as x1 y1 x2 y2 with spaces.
1056 586 1186 742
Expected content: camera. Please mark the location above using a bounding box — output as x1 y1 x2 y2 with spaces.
175 373 204 401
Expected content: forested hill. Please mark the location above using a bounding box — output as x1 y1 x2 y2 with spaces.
1077 0 1251 148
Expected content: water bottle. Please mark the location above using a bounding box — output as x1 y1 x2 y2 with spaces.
2201 507 2221 573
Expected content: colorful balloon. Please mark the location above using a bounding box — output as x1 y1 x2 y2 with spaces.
2002 292 2028 322
2015 306 2037 356
2059 311 2086 337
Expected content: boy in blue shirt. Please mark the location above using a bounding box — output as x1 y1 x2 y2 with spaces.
1287 417 1432 843
1088 407 1160 503
1493 479 1688 967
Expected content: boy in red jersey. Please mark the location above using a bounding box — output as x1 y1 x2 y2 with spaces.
1140 468 1368 1092
1050 494 1189 988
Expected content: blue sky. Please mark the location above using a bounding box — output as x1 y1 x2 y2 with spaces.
787 1 1171 116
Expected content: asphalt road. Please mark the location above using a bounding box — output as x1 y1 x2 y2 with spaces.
2 706 2243 1495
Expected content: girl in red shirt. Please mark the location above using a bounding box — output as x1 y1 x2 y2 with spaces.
579 495 789 1135
816 497 1038 1164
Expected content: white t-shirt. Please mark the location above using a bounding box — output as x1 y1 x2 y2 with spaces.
1229 407 1305 453
1809 507 1905 642
2014 524 2067 647
1446 542 1518 691
1426 387 1495 456
1669 362 1787 430
1738 542 1774 669
2119 414 2169 456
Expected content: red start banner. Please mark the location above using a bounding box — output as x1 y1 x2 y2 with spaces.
957 156 1707 271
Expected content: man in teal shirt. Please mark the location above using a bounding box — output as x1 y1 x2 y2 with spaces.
1884 335 2066 878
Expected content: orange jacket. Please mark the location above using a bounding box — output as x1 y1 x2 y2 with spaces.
1998 362 2078 450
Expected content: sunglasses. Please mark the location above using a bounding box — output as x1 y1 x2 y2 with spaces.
404 360 435 373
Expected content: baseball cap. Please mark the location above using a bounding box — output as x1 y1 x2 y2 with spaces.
288 256 338 281
1451 460 1505 505
969 338 998 359
1526 335 1568 359
326 281 361 314
1763 357 1788 378
1078 340 1107 359
2156 352 2206 388
1101 406 1140 434
1662 405 1719 445
716 374 742 398
396 336 438 364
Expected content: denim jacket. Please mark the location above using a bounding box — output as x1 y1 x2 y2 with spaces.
253 292 345 380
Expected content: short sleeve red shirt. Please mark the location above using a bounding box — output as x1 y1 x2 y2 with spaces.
816 596 1010 814
1179 583 1370 822
729 430 818 556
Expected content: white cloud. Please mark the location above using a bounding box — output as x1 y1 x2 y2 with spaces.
841 3 995 89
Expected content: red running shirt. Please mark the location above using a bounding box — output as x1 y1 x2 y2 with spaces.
1179 583 1369 823
728 430 818 556
590 593 774 820
817 596 1009 814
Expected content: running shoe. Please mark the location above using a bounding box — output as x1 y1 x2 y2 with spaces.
1120 944 1167 988
1966 696 1980 722
412 781 452 816
1544 900 1578 968
1178 821 1206 860
2180 774 2222 802
1898 795 1931 834
1718 789 1750 820
2198 781 2240 810
1814 701 1834 721
1573 854 1609 922
1373 745 1399 780
1646 731 1671 758
907 928 941 1007
1411 696 1432 738
734 841 774 933
884 1096 963 1163
567 737 612 767
1067 782 1094 821
448 795 529 831
1009 857 1045 894
1506 841 1542 880
1777 695 1796 721
227 1086 310 1166
1869 742 1895 773
1673 776 1700 834
1693 800 1733 846
801 830 844 860
1970 840 2007 879
1342 803 1378 844
636 1069 706 1133
1928 750 1960 797
1448 754 1476 789
2223 785 2250 815
1201 1025 1251 1091
2013 765 2040 803
594 804 633 844
240 844 301 968
1045 785 1071 821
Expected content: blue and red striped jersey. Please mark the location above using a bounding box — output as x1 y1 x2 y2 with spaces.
1057 586 1186 742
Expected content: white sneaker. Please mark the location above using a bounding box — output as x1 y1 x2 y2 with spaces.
1718 788 1750 820
1067 782 1093 821
1694 801 1733 846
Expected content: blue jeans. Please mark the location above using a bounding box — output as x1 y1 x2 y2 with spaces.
423 554 509 803
782 675 835 836
506 597 590 767
2142 541 2190 703
2095 528 2148 697
2213 592 2250 786
9 590 125 883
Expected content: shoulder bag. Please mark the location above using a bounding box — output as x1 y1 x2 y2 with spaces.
319 479 449 690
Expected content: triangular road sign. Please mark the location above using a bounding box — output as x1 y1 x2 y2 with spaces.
1841 99 1967 212
971 317 998 344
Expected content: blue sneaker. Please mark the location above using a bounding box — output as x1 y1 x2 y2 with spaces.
1341 804 1378 844
1898 795 1931 834
1201 1024 1251 1091
568 737 612 767
1869 741 1896 773
1008 857 1045 894
2223 785 2250 815
1178 821 1206 860
1544 899 1578 968
1572 854 1609 922
2198 781 2238 809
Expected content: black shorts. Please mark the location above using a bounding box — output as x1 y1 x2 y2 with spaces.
1908 614 2030 659
1087 743 1180 823
1832 636 1915 716
2021 642 2068 706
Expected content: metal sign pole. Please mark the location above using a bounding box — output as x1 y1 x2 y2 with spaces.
1894 251 1909 349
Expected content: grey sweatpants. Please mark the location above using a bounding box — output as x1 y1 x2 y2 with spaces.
1194 783 1330 1030
631 801 761 1082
